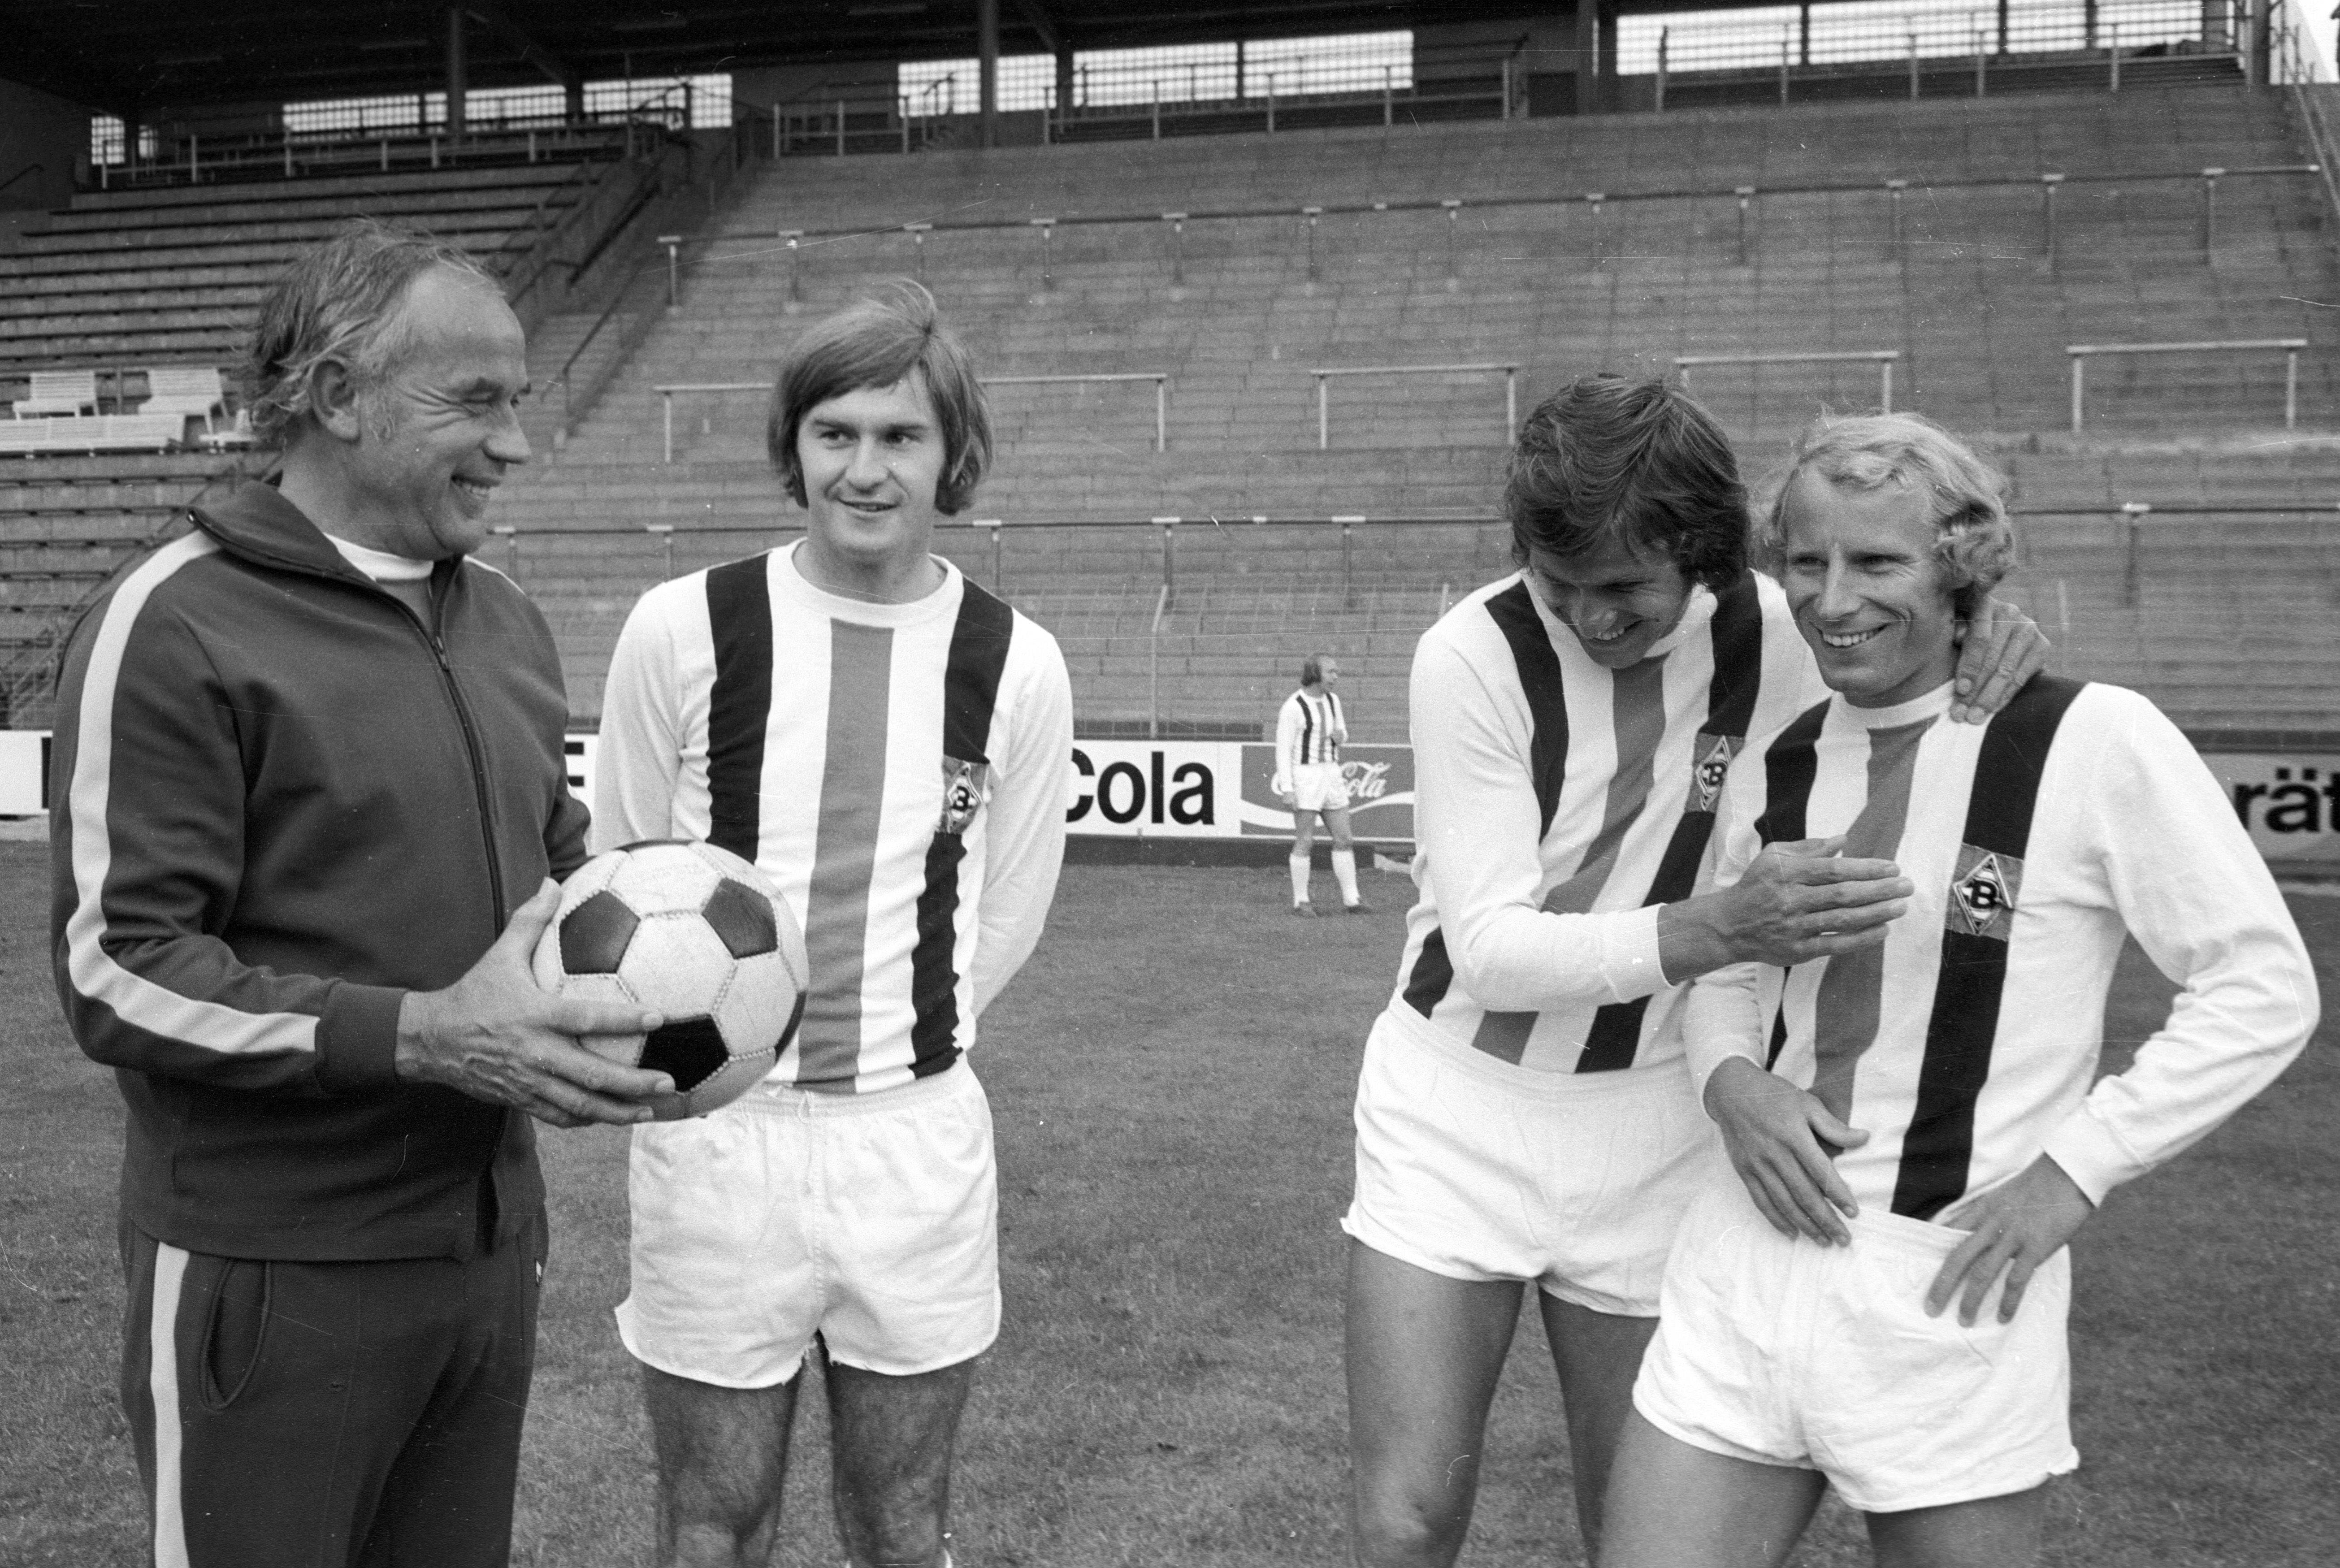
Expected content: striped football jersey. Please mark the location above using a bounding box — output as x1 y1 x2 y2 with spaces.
1387 568 1827 1075
1276 688 1346 777
1687 676 2314 1216
594 544 1073 1096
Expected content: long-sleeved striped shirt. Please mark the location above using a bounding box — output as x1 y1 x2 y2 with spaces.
1685 676 2315 1217
593 543 1072 1095
1385 568 1828 1075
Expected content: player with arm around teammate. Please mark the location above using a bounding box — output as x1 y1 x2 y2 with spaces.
48 222 669 1568
592 281 1072 1568
1344 376 2052 1568
1599 412 2318 1568
1275 653 1372 914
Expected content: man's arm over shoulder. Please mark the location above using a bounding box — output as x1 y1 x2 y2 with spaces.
51 560 403 1097
591 584 691 854
1410 625 1667 1010
971 622 1073 1015
2039 687 2319 1204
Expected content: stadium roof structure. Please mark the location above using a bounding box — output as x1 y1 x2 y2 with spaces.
2 0 1746 116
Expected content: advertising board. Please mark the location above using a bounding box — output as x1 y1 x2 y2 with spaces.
8 733 2328 870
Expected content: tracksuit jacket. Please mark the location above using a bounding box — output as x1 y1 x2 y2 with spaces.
50 478 586 1262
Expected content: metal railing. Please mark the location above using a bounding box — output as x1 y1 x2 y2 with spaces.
655 373 1173 462
1638 0 2233 79
658 160 2323 294
463 506 2336 640
479 512 1504 605
1675 351 1901 411
2066 339 2306 431
83 121 645 192
2271 0 2340 238
546 130 750 446
1311 364 1519 449
1148 582 1172 738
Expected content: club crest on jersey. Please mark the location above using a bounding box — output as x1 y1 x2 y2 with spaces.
1946 845 2023 940
1689 732 1743 814
938 757 990 835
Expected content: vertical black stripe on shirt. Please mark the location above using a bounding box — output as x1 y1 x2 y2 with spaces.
1754 700 1829 847
1403 926 1456 1018
1482 581 1571 837
1577 572 1768 1072
910 580 1017 1078
1299 693 1317 766
703 555 774 862
1892 675 2086 1221
1766 975 1793 1068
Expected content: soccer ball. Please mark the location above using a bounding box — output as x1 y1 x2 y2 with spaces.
532 840 809 1121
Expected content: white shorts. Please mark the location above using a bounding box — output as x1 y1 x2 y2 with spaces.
1633 1176 2079 1514
616 1060 1000 1387
1289 762 1351 814
1341 1006 1719 1317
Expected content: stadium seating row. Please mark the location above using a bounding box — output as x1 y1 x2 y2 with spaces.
2 368 235 454
498 82 2339 737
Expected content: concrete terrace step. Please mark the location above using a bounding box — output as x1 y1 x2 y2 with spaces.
473 79 2340 728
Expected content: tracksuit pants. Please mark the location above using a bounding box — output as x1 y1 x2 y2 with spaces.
118 1212 546 1568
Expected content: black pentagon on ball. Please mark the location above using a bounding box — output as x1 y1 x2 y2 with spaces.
559 891 638 975
641 1016 732 1092
701 878 779 959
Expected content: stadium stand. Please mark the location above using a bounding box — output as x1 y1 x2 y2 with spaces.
0 124 728 726
492 78 2340 738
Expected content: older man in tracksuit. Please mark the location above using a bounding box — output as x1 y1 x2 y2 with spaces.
50 223 666 1568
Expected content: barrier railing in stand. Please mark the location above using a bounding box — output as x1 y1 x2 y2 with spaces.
654 374 1174 462
1148 583 1172 739
1311 364 1519 450
1674 350 1900 411
658 163 2322 296
464 505 2336 624
2066 339 2307 432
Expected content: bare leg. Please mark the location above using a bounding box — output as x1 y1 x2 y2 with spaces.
826 1354 979 1568
1292 809 1321 907
1324 802 1365 907
1867 1486 2045 1568
639 1361 799 1568
1598 1412 1824 1568
1536 1293 1660 1559
1346 1239 1528 1568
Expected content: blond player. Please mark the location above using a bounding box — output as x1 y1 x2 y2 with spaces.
1601 413 2316 1568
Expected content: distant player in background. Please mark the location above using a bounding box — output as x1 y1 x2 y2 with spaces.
1275 654 1372 914
1345 377 2050 1568
594 281 1072 1568
1600 413 2316 1568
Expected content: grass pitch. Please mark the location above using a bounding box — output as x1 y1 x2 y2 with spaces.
3 849 2335 1566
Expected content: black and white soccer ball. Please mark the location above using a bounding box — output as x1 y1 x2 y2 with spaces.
532 840 809 1121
